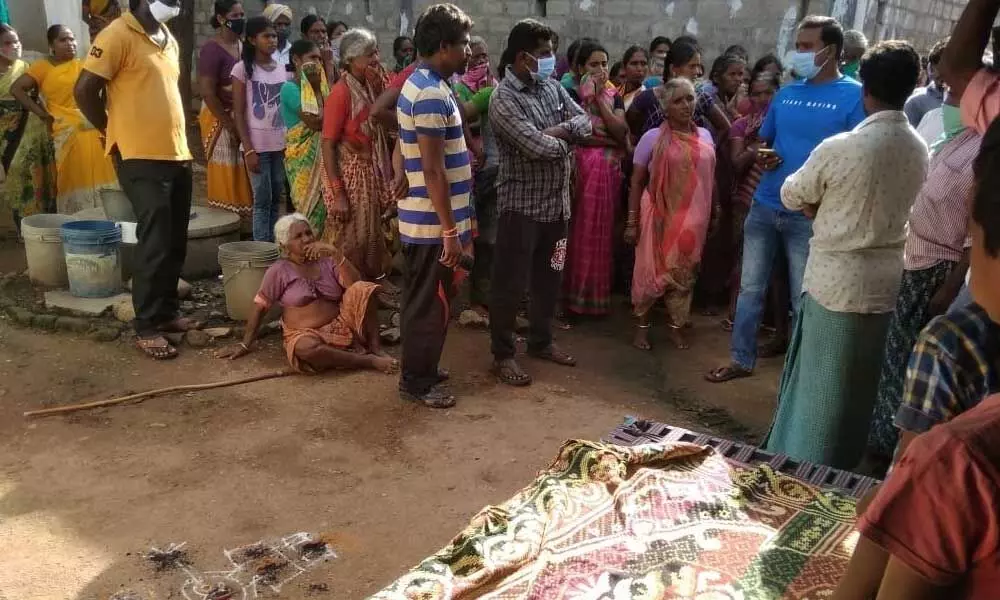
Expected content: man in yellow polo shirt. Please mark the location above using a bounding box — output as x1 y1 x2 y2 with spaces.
75 0 195 360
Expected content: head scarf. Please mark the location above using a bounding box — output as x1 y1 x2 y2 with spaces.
262 3 292 23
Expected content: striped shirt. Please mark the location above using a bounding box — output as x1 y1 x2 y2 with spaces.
903 128 980 271
895 303 1000 435
396 66 473 245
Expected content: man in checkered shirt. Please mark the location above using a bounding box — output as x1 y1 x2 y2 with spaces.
487 18 591 387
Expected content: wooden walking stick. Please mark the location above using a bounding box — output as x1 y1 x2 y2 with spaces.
23 369 296 418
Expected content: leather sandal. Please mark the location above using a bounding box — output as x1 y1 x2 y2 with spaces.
136 336 178 360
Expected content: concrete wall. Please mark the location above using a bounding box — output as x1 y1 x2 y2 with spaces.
193 0 963 76
9 0 91 56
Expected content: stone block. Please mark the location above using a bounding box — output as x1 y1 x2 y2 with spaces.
546 0 571 15
630 1 660 17
113 299 136 324
185 330 212 349
503 1 532 17
601 1 632 17
32 314 57 330
44 290 132 317
480 1 503 15
55 316 91 333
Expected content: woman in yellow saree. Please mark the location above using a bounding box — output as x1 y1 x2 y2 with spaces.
1 25 56 228
280 40 330 235
197 0 254 223
12 25 119 215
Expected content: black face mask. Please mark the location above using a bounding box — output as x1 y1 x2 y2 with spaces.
225 17 245 35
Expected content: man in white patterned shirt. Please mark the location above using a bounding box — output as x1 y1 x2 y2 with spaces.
763 41 929 470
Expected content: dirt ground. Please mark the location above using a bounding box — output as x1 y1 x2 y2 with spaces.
0 241 784 600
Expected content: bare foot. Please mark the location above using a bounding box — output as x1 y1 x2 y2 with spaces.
666 327 690 350
632 327 651 351
370 354 399 374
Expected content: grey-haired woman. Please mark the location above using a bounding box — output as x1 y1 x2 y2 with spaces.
319 28 394 283
219 213 396 374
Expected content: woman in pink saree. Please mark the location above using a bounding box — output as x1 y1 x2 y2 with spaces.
625 78 716 350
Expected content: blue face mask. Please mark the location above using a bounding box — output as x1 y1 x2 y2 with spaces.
789 45 829 81
643 75 663 88
528 53 556 82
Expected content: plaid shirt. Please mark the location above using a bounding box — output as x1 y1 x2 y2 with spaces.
895 303 1000 435
489 69 591 222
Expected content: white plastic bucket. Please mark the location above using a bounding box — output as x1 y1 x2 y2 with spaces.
219 242 280 320
21 214 78 287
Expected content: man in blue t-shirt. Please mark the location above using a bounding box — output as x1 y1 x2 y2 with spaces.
708 15 866 383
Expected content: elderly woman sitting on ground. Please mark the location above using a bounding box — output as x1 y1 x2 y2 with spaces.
220 213 397 373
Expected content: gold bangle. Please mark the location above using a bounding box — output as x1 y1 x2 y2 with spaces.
243 148 257 157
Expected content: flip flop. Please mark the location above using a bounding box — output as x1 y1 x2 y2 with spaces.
400 387 456 409
705 364 752 383
136 336 178 360
491 359 532 387
528 345 577 367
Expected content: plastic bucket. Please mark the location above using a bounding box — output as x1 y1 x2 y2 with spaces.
219 241 280 320
60 220 123 298
21 214 78 287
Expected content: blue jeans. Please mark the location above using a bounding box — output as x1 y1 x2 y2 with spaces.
731 201 813 370
250 150 285 242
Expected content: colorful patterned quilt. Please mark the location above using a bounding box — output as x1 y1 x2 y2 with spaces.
371 440 860 599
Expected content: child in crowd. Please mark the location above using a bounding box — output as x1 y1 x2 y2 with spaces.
232 16 290 243
833 116 1000 600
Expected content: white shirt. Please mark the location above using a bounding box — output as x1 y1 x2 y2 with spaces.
274 42 290 72
916 106 944 145
781 110 929 313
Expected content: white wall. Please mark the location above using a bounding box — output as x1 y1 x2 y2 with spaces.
9 0 90 56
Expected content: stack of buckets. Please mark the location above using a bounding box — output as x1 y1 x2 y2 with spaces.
21 215 123 297
60 221 123 297
218 241 279 320
22 215 280 316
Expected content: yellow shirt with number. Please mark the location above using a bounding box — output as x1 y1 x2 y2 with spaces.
82 12 191 161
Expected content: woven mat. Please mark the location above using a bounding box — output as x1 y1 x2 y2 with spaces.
605 419 881 499
371 439 862 599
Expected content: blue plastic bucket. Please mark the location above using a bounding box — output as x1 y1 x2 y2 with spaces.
60 220 123 298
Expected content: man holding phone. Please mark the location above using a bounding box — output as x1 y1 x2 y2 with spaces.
396 4 475 409
707 15 866 383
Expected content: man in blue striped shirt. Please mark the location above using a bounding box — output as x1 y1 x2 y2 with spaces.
395 3 474 408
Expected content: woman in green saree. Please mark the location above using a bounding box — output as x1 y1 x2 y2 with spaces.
1 25 56 233
280 40 330 235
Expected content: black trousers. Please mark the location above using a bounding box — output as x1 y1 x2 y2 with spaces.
489 212 568 360
400 243 453 395
115 159 193 336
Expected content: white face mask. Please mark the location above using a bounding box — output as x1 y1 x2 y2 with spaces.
148 0 181 24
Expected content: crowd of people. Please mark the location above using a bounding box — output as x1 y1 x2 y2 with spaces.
3 0 1000 593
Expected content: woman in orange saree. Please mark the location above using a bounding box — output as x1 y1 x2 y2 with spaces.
625 78 716 350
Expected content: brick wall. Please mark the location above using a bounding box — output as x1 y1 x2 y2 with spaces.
193 0 962 77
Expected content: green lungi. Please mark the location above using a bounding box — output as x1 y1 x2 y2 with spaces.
765 293 891 470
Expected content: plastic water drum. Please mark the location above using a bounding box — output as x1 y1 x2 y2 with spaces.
60 220 123 298
218 241 280 320
21 214 78 286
